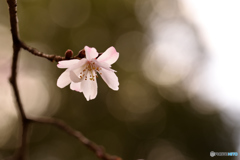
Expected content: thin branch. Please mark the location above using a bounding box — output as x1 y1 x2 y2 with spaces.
7 0 81 63
20 41 66 62
6 0 68 63
7 0 20 44
20 41 85 62
5 0 122 160
7 0 29 159
29 117 122 160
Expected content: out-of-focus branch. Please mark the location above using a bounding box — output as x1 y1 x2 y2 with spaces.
5 0 122 160
29 117 122 160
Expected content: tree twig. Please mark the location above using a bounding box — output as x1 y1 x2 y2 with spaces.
29 117 122 160
20 42 85 62
6 0 67 62
5 0 122 160
20 41 66 62
7 0 82 63
7 0 29 159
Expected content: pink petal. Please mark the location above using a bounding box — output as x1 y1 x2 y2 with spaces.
99 68 119 90
70 82 82 92
57 70 71 88
57 59 80 68
81 71 98 101
84 46 98 61
97 46 119 65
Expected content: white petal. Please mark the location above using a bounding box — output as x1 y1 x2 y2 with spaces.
84 46 98 61
99 68 119 90
68 58 87 70
70 82 82 92
70 71 82 82
97 46 119 65
57 59 80 68
81 71 98 101
57 70 71 88
93 58 110 68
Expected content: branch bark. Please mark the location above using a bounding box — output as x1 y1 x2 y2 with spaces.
5 0 122 160
7 0 29 159
29 117 122 160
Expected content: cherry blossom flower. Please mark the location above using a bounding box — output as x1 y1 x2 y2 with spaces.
57 46 119 101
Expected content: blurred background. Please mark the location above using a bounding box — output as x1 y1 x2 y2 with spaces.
0 0 239 160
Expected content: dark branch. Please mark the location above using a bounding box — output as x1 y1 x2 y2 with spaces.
7 0 20 44
20 42 85 62
6 0 81 63
20 42 66 62
7 0 29 159
6 0 70 63
29 117 122 160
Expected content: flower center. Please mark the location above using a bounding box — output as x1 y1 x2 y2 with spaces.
79 62 102 81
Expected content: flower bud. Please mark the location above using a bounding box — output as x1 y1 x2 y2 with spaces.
65 49 73 59
78 49 85 58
